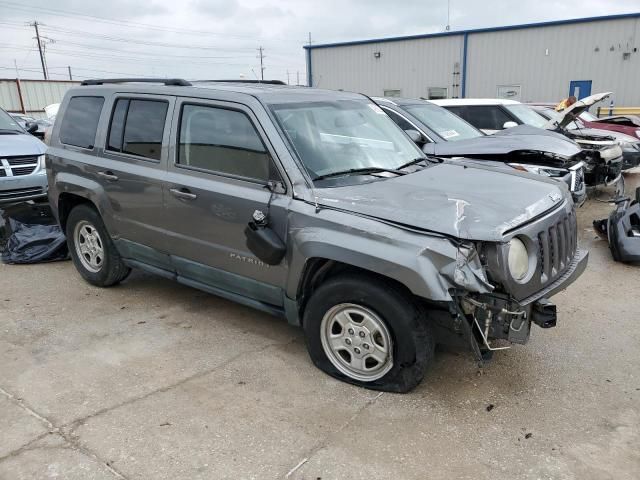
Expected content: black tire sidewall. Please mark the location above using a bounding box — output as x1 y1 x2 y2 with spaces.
303 274 433 393
66 204 126 286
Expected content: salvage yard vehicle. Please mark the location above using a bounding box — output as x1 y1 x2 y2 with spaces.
578 111 640 140
0 106 48 204
47 79 588 392
434 96 624 188
529 104 640 172
374 97 587 205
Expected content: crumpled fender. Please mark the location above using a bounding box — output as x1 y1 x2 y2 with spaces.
285 206 493 303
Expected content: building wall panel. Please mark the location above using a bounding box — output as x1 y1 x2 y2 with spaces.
308 14 640 106
466 17 640 104
311 35 464 98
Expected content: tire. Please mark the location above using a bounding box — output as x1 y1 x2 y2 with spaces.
65 204 130 287
303 273 434 393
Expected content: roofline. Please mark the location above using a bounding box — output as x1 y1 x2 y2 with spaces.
303 12 640 50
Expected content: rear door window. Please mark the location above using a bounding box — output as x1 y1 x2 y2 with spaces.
59 96 104 149
458 106 513 131
107 98 168 161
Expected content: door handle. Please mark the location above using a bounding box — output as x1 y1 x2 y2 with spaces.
170 188 197 200
97 171 119 182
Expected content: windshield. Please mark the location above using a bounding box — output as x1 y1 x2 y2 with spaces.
0 109 24 132
504 104 547 128
270 100 424 179
404 103 481 141
580 111 598 121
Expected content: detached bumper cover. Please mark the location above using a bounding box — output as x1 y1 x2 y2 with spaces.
608 203 640 263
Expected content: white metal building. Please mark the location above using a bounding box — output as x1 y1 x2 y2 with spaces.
0 79 80 119
305 13 640 106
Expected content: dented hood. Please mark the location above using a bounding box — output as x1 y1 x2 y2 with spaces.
315 162 565 242
426 125 581 164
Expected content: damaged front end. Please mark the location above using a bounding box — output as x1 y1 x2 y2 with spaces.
571 137 623 188
434 209 587 363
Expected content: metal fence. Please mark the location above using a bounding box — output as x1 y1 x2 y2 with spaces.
0 78 80 119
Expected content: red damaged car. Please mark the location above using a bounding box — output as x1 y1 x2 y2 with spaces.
578 111 640 140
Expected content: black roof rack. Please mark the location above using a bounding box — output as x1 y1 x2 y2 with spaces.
195 79 287 85
81 78 192 86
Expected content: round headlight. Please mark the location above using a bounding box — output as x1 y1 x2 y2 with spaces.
508 238 529 281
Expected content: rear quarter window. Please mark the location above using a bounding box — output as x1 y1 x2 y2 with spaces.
59 96 105 149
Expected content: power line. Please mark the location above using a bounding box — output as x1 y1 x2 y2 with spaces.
38 24 257 51
0 1 303 43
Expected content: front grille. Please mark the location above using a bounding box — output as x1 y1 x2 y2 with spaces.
0 187 45 200
0 155 39 177
10 166 36 176
538 211 577 284
6 156 39 166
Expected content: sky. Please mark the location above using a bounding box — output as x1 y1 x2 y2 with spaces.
1 0 638 83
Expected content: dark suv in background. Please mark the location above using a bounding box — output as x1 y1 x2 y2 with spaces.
47 79 587 392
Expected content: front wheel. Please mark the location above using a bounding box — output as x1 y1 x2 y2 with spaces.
303 273 434 392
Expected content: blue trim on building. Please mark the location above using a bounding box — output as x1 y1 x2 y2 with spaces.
303 12 640 50
306 48 313 87
461 33 469 98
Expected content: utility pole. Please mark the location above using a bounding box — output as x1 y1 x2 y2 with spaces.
257 46 265 81
30 21 47 80
297 71 300 86
14 59 26 114
445 0 451 31
286 70 290 85
68 66 73 80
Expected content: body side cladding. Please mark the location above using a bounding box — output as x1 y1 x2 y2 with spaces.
50 172 114 232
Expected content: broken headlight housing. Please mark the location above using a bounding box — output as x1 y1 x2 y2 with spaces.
507 237 530 281
507 163 567 178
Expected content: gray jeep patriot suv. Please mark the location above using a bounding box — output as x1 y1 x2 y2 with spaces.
47 79 588 392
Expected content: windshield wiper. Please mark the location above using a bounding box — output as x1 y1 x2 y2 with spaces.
0 129 20 135
398 156 440 170
313 167 407 181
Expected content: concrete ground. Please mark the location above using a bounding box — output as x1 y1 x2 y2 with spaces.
1 176 639 480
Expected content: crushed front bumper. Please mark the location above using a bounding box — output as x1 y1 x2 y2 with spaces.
454 248 588 356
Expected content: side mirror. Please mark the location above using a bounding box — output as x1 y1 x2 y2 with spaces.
404 129 425 144
26 122 38 134
503 121 518 129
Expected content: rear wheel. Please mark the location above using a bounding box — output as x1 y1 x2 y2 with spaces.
303 273 434 392
66 204 130 287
